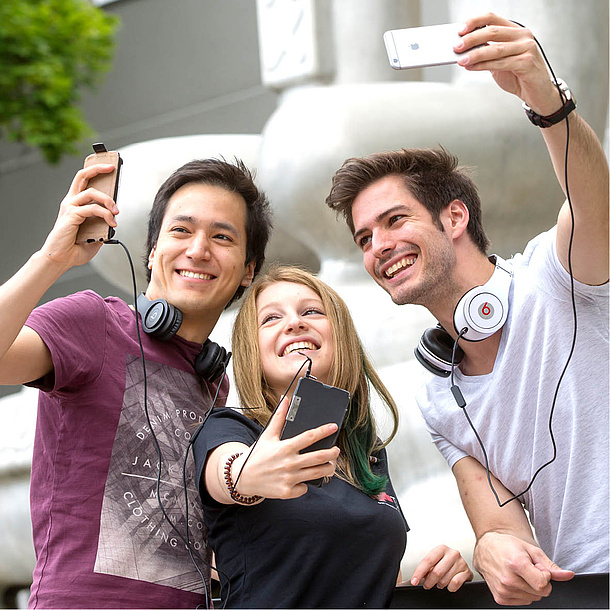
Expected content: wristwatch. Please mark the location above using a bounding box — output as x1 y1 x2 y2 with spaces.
523 78 576 128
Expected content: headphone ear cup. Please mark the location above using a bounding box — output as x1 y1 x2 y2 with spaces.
136 293 183 341
194 340 231 381
453 256 512 342
414 326 464 377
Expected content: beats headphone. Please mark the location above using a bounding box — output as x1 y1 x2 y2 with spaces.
136 292 231 381
415 255 513 377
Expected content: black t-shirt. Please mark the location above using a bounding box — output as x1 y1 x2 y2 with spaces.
193 408 408 609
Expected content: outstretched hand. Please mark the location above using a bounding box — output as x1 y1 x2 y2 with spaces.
408 545 473 592
455 14 564 117
40 163 118 270
224 397 340 501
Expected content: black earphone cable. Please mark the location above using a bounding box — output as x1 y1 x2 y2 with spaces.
449 24 577 507
183 361 233 609
189 353 311 607
108 238 212 608
232 354 312 493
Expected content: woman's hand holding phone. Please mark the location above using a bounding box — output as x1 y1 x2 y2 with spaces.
206 398 340 505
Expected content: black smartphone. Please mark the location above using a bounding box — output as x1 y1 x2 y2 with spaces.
76 142 123 244
280 376 350 485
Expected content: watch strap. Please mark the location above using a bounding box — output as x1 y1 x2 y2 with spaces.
523 79 576 128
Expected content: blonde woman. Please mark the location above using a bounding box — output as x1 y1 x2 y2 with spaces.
193 266 472 608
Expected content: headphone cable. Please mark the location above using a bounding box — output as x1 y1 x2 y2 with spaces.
232 356 312 493
448 29 576 504
108 238 213 608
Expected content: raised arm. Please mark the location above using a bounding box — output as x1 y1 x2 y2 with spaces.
453 456 573 606
456 13 609 285
0 164 118 385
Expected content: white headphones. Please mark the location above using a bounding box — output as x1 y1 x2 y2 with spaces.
414 255 513 377
453 255 513 342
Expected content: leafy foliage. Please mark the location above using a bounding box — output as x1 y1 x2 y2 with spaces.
0 0 120 163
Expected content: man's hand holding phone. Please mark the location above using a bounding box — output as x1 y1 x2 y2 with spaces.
40 162 119 272
453 15 558 115
39 143 121 275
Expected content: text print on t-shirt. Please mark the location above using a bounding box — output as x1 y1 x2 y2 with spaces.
94 355 213 592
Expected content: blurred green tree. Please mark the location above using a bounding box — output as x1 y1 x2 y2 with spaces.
0 0 120 163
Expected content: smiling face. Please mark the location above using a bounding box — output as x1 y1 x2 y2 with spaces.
256 281 334 398
352 174 456 307
146 182 254 341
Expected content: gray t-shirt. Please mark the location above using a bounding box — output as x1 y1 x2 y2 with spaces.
416 227 609 573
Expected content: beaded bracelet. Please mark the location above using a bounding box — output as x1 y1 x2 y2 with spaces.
223 452 263 505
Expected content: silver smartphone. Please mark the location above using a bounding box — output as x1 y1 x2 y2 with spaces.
383 22 464 70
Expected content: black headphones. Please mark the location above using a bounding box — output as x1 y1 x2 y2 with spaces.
415 255 513 377
136 292 231 381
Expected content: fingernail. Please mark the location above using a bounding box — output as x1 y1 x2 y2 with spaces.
411 577 418 585
457 55 470 65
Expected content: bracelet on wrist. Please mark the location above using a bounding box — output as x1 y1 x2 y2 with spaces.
223 452 263 505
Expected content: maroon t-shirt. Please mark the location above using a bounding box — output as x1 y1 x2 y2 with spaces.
25 290 227 609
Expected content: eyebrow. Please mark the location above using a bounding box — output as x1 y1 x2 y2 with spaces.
257 297 324 317
170 215 240 237
353 205 407 244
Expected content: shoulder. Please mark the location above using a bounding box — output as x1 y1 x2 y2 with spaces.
207 406 260 427
194 408 262 453
192 408 263 483
511 227 608 301
30 290 127 321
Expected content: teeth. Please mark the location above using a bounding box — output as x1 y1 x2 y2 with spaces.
282 341 318 357
179 270 213 280
385 256 416 278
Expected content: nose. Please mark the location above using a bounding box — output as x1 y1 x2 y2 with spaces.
185 232 212 260
285 312 307 333
371 229 395 258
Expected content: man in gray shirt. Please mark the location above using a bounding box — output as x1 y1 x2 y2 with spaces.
326 13 608 606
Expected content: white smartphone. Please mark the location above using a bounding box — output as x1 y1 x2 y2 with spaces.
383 22 465 70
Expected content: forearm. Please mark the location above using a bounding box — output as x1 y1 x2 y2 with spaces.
542 111 609 283
206 442 254 505
453 457 536 545
540 111 609 220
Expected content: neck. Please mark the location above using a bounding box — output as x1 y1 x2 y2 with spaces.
142 289 221 345
428 252 501 376
176 312 220 344
457 330 503 376
430 253 497 337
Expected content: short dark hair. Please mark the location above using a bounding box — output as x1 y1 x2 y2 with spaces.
145 158 273 306
326 147 489 253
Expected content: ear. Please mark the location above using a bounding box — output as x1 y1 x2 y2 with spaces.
240 261 256 287
443 199 469 240
147 246 156 270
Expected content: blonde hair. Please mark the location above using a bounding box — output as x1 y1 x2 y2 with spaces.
232 265 399 495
